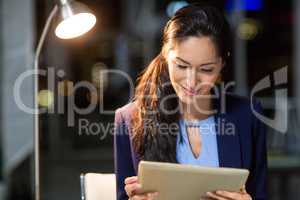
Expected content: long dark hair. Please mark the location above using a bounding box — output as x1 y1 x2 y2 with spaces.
131 4 232 162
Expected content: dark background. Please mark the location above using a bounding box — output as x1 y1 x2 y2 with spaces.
0 0 299 200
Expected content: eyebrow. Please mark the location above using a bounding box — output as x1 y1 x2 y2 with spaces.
175 56 218 67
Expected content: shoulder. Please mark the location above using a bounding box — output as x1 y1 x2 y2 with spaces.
114 101 138 127
223 92 262 116
115 100 137 114
220 92 264 134
223 93 265 141
115 101 138 118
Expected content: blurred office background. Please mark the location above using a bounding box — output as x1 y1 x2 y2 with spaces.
0 0 299 199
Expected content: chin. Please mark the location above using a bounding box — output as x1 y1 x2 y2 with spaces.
178 93 195 105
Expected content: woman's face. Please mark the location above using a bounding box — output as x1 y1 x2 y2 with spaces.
167 36 224 105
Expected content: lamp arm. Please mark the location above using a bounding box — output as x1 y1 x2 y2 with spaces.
34 5 58 69
34 5 58 200
58 0 70 6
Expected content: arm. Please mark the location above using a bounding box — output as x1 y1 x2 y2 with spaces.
114 109 136 200
246 100 268 200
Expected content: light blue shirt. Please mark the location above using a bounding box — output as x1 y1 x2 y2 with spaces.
176 115 220 167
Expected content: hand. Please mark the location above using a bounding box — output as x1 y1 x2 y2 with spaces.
124 176 159 200
202 186 252 200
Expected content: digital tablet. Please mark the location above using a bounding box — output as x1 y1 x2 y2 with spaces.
138 161 249 200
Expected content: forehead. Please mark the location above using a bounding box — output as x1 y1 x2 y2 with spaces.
168 36 219 64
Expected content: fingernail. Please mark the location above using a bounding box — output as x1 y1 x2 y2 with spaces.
153 192 159 196
206 192 211 195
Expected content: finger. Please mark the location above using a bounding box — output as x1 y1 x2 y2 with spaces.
240 185 246 193
238 186 252 200
200 197 215 200
125 183 142 197
146 192 159 200
206 192 228 200
215 191 242 200
200 194 215 200
125 176 139 185
130 193 148 200
130 192 158 200
244 194 252 200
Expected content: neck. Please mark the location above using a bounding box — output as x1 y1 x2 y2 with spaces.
179 96 214 120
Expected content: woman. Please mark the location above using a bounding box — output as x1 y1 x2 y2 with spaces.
114 4 267 200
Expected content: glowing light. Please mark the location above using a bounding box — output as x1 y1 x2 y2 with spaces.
225 0 263 12
55 13 96 39
166 1 188 17
38 90 54 108
238 19 260 40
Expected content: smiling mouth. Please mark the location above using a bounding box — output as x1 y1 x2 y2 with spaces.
180 85 199 96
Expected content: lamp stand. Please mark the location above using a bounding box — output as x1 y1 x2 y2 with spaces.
34 5 58 200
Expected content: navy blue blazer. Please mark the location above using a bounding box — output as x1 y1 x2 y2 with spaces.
114 93 268 200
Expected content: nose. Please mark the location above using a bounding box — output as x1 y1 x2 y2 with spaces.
186 69 198 90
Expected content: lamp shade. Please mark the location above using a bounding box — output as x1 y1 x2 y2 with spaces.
55 0 96 39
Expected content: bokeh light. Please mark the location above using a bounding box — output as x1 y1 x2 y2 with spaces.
237 18 261 40
166 1 188 17
38 90 54 108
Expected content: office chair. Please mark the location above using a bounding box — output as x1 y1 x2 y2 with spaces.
80 173 116 200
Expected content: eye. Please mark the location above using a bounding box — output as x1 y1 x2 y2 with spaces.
201 68 213 73
176 64 188 69
198 66 214 73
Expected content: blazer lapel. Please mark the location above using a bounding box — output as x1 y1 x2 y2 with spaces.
213 93 242 168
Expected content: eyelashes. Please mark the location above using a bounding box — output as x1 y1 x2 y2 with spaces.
201 69 214 73
176 64 188 69
175 64 214 73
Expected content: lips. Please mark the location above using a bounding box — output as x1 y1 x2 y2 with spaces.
181 85 199 96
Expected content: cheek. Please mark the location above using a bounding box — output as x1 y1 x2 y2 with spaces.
168 64 183 84
200 74 218 83
198 73 220 91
